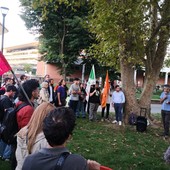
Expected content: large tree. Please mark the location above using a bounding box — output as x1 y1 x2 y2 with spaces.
20 0 170 123
19 0 93 79
88 0 170 123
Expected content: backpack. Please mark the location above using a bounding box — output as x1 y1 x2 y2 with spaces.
136 108 147 132
0 103 29 144
129 113 137 125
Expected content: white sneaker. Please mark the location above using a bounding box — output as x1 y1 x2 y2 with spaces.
118 121 122 125
112 120 117 124
101 118 104 122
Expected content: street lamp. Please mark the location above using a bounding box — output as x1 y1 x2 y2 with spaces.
1 6 9 53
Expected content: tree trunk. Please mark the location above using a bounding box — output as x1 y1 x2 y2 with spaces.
120 58 139 124
139 72 159 121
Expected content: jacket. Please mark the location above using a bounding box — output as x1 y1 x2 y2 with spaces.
38 88 49 104
15 126 48 170
16 101 34 129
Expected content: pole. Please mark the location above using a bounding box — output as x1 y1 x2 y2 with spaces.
1 14 5 53
11 70 33 107
82 63 85 83
1 14 6 83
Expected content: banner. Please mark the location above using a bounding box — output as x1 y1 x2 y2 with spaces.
86 65 96 102
101 71 110 108
0 52 11 76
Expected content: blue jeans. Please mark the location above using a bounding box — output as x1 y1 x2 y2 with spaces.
114 103 123 121
0 140 11 159
69 100 79 114
76 101 86 117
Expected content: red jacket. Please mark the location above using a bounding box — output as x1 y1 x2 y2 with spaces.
16 101 34 130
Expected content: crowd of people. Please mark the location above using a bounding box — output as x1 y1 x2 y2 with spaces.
1 73 170 169
0 74 118 170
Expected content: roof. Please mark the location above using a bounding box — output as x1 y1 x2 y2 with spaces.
4 42 39 51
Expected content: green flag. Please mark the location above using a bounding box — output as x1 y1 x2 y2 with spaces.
86 65 96 101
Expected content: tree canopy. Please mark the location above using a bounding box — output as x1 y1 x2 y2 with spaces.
88 0 170 122
20 0 170 122
19 0 94 78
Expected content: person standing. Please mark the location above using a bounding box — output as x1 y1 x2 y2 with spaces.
22 107 100 170
12 79 40 170
101 85 112 122
77 83 86 118
48 79 55 104
0 85 17 162
15 102 55 170
44 74 50 82
89 82 101 121
160 86 170 138
55 79 67 107
111 85 125 125
68 78 81 114
38 82 49 105
20 75 27 84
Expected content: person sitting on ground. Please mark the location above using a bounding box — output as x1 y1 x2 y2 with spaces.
15 102 55 170
22 107 100 170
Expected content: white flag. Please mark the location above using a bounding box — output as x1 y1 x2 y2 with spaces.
86 65 96 101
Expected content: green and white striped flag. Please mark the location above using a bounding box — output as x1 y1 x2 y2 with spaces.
86 65 96 101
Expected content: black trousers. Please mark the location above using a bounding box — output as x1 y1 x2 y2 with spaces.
101 103 110 119
11 143 17 170
161 110 170 136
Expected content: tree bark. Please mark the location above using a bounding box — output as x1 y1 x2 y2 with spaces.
120 58 139 124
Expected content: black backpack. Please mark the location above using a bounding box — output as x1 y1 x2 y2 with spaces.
136 108 147 132
0 103 29 144
129 112 137 125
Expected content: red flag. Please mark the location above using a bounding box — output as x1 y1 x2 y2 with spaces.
0 52 11 75
101 71 110 108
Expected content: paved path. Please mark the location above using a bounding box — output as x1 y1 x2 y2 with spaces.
97 104 162 114
66 97 162 114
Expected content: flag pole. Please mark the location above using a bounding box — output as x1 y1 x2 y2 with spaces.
11 70 33 107
0 52 33 107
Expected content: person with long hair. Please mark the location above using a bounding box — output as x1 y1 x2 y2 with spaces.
22 107 100 170
15 102 55 170
55 79 67 107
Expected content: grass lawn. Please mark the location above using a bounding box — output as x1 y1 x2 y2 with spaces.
1 115 170 170
136 90 162 100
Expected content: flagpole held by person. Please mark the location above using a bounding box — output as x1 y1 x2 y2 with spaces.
101 71 111 121
0 52 33 107
85 65 96 102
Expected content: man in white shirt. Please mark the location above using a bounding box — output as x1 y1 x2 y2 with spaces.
68 78 81 115
112 85 125 125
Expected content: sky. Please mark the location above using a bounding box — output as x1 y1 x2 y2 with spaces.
0 0 37 47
